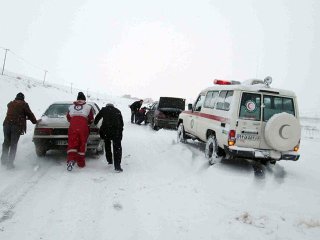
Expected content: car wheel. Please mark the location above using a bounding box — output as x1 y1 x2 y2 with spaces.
177 123 187 143
96 145 105 155
152 119 159 131
205 135 222 165
94 140 105 155
35 144 47 157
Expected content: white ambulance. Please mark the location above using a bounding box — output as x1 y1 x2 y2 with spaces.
177 77 301 165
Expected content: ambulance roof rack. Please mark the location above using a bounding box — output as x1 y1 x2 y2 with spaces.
242 76 272 88
242 79 264 85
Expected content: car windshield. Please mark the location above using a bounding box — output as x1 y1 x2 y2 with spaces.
44 104 71 117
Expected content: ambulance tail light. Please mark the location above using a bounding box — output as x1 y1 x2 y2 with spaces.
293 140 300 152
228 130 236 146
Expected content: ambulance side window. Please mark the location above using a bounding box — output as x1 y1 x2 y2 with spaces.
216 91 227 110
204 91 219 108
224 91 233 111
194 95 206 112
215 91 233 111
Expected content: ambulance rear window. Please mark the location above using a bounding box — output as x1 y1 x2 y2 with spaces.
263 95 295 121
239 93 261 121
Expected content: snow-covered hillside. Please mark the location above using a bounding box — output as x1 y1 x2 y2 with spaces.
0 75 319 240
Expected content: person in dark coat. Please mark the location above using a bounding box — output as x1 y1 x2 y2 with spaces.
135 107 147 125
129 99 143 123
1 92 37 169
94 103 124 172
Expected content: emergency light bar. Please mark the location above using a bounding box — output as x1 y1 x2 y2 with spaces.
214 79 231 85
214 79 241 85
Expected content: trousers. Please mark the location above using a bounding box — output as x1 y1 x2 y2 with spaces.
1 124 21 166
103 132 122 169
67 125 89 167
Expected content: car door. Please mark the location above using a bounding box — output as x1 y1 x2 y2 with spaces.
236 92 262 149
260 94 296 149
146 102 158 123
185 94 206 136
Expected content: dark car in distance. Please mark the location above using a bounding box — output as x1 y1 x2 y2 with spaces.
146 97 185 130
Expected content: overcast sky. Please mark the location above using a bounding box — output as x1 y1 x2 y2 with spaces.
1 0 319 111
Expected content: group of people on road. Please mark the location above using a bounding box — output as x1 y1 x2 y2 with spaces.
1 91 124 173
129 99 147 125
66 92 124 172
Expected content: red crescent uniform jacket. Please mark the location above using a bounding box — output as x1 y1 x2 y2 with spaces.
67 100 94 126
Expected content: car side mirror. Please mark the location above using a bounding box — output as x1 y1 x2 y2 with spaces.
188 103 193 111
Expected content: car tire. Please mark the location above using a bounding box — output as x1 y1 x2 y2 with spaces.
177 123 187 143
35 144 47 157
152 119 159 131
205 135 222 165
94 140 105 155
96 145 105 155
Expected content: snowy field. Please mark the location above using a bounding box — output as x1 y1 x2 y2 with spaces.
0 75 320 240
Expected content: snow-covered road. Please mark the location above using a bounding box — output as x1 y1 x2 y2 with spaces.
0 122 319 240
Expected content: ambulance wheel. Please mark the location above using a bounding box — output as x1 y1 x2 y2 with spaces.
205 135 222 165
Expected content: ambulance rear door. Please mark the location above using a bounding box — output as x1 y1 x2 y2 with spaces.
236 92 263 149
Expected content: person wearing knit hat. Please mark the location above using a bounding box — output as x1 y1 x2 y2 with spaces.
15 92 25 101
77 92 86 101
66 92 94 171
1 93 37 169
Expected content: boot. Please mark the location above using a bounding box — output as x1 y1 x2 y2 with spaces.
67 160 75 171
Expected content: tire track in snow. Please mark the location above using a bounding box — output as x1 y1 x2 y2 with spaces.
0 163 53 223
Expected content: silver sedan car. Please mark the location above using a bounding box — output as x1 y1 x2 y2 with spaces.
32 101 104 157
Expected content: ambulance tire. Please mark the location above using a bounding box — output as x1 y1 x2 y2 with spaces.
205 135 223 165
177 123 187 143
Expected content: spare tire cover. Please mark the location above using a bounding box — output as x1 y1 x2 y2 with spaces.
265 112 301 151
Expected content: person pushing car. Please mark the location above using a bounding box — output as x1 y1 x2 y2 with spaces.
1 92 37 169
66 92 94 171
94 103 124 172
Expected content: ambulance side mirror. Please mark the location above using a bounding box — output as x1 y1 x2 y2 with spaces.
188 103 193 111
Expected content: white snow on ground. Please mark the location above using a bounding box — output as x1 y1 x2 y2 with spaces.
0 75 320 240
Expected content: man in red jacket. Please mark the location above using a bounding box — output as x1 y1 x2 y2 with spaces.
66 92 94 171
